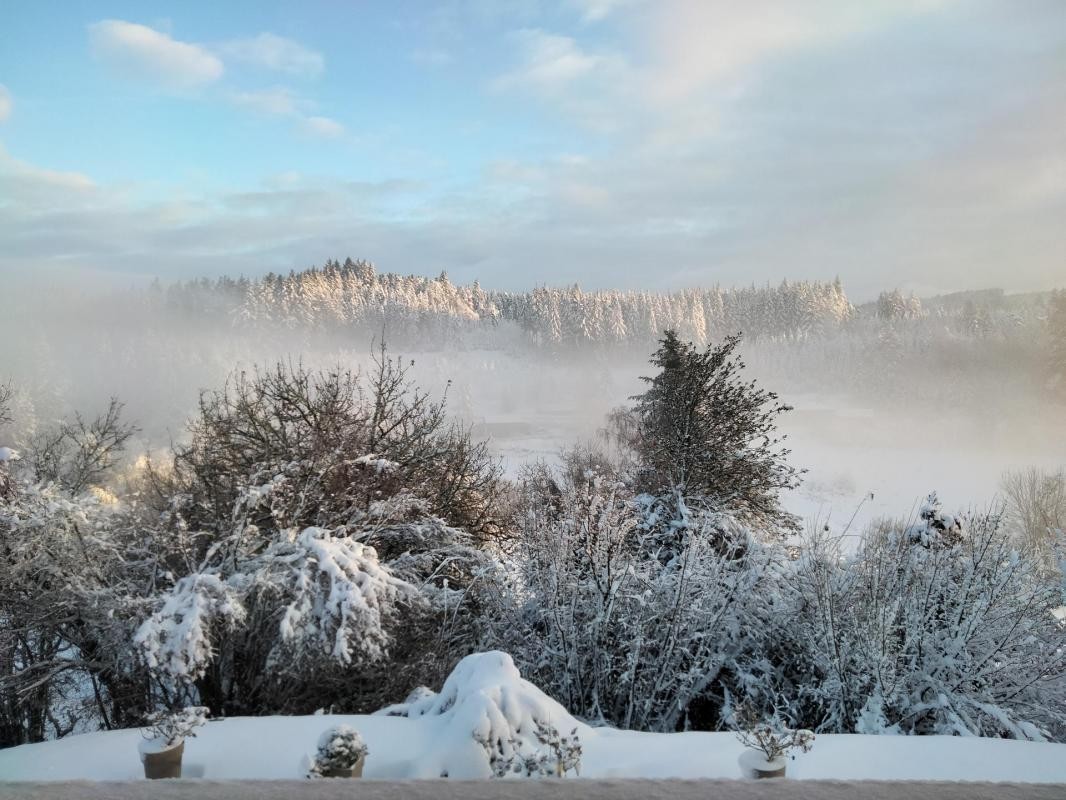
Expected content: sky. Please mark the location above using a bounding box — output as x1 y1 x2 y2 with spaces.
0 0 1063 299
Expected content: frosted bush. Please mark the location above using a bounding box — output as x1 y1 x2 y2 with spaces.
479 720 582 778
141 706 208 749
375 651 586 778
733 705 814 763
135 527 415 688
265 527 413 666
135 574 246 680
791 502 1066 739
307 725 368 778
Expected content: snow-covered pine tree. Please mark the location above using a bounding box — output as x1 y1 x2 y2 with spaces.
621 331 801 542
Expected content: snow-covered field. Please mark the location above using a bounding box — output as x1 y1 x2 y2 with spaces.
2 652 1065 784
777 394 1066 535
473 382 1066 537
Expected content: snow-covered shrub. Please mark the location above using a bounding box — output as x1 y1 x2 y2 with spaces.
788 495 1066 739
136 526 415 691
141 706 208 749
174 356 504 548
479 720 582 778
733 705 814 762
0 385 15 502
263 528 413 667
135 574 247 680
307 725 368 778
0 447 15 501
0 426 154 747
491 452 780 732
129 356 505 717
376 651 587 778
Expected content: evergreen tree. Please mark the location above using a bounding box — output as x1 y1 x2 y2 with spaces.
626 331 800 534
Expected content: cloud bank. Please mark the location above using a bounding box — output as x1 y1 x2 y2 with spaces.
1 2 1061 299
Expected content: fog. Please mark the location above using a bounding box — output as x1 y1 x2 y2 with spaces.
2 276 1063 538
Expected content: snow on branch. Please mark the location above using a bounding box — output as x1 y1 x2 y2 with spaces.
264 527 414 665
136 527 417 683
135 573 246 680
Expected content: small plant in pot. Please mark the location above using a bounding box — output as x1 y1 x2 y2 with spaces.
307 725 368 778
733 705 814 779
139 706 208 779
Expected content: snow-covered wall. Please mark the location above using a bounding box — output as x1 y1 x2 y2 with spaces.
0 780 1063 800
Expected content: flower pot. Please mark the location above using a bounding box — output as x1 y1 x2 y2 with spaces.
320 752 365 778
142 740 184 779
738 748 786 779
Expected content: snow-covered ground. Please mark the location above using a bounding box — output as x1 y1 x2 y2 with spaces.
470 376 1065 537
777 394 1066 536
5 719 1066 783
2 652 1065 784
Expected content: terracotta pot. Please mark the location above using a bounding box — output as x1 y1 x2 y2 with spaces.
320 752 365 778
750 760 786 779
142 740 184 780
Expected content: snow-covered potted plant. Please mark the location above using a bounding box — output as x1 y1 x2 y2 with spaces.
734 706 814 779
307 725 368 778
139 706 208 779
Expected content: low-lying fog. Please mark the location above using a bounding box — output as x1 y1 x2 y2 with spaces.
2 283 1064 538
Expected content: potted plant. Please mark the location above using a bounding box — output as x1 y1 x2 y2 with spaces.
734 706 814 779
307 725 368 778
138 706 208 779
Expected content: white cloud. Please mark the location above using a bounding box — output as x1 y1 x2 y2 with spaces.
641 0 958 102
492 29 613 93
571 0 636 22
0 84 11 122
88 20 223 90
229 86 305 116
219 33 324 77
0 143 96 215
228 88 343 140
302 116 345 138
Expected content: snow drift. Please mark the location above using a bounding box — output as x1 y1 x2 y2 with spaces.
375 651 585 778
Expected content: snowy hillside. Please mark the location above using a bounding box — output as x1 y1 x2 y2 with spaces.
2 652 1065 784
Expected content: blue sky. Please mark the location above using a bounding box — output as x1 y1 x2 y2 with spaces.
1 1 1064 298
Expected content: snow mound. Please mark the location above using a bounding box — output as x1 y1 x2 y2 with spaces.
378 651 584 778
0 446 19 462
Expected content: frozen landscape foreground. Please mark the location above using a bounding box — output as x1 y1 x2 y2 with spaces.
2 651 1065 784
1 781 1065 800
3 717 1066 783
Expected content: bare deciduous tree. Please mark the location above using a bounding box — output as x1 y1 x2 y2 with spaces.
1001 467 1066 574
27 398 137 494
